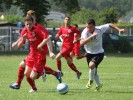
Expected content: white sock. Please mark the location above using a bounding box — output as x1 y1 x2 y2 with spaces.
94 72 101 86
89 67 96 82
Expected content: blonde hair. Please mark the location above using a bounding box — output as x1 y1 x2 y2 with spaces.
27 10 35 16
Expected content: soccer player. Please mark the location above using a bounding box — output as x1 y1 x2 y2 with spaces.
55 17 82 80
9 10 61 90
80 19 125 91
70 24 88 59
17 16 61 92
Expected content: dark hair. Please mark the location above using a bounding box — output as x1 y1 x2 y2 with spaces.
73 24 78 28
65 16 71 20
24 16 34 22
87 19 95 25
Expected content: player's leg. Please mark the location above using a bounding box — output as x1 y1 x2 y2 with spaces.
86 61 96 89
9 60 26 89
44 66 62 83
93 53 104 91
55 53 62 71
25 65 37 92
86 54 95 89
65 56 82 80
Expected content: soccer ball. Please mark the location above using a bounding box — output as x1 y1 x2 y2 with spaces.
56 83 68 94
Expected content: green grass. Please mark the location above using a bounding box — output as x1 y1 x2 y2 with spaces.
0 54 133 100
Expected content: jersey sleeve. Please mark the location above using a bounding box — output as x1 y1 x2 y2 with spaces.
35 29 48 39
39 24 49 36
98 24 110 33
20 26 26 37
74 28 80 38
57 27 62 36
81 28 88 40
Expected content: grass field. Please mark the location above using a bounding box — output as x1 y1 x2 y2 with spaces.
0 53 133 100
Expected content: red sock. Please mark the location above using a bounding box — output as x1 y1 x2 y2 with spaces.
77 55 85 59
68 63 79 74
44 66 57 76
56 60 61 71
16 66 25 86
26 77 37 90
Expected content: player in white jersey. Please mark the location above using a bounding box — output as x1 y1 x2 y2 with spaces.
80 19 125 91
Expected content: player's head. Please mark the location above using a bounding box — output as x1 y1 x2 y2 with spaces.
24 16 34 30
64 16 71 25
86 19 95 33
73 24 78 28
27 10 36 24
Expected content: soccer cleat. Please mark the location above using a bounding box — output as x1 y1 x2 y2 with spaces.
29 89 37 93
56 71 62 83
95 84 103 91
86 81 93 89
9 83 20 89
61 72 64 77
42 72 46 82
76 72 82 80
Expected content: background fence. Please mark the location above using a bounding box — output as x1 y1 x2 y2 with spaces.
0 26 133 52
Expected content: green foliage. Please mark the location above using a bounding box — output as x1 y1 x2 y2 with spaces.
117 23 133 27
54 0 80 15
100 7 120 23
78 0 132 16
44 21 63 28
70 8 103 25
14 0 51 23
0 14 24 23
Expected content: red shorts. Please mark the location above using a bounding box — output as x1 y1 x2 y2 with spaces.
60 45 73 59
71 42 80 56
25 53 46 78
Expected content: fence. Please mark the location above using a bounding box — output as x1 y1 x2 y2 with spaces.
0 26 133 51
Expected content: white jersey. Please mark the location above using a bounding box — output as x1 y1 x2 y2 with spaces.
81 24 110 54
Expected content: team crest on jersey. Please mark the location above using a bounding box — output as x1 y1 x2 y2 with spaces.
31 32 35 36
68 29 71 33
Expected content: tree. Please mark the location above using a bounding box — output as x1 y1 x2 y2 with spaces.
54 0 80 15
14 0 51 23
0 0 13 11
100 7 120 23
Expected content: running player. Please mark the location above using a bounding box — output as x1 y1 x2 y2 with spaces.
9 10 62 90
55 17 82 80
70 24 88 59
80 19 125 91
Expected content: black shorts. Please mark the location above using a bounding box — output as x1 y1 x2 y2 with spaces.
86 53 104 68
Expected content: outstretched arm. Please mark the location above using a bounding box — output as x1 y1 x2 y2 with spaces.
109 23 125 32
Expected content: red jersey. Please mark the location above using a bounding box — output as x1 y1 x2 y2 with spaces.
57 26 80 47
23 27 48 54
20 23 49 37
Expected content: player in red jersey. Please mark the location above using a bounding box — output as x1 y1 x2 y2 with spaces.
9 10 62 90
70 24 88 59
55 17 82 80
17 16 61 92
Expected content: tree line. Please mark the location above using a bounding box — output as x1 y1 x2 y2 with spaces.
0 0 133 25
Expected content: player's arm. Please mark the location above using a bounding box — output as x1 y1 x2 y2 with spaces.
12 27 26 48
73 29 80 43
12 38 20 48
47 36 55 59
80 32 97 46
17 34 27 48
38 37 50 51
109 23 125 32
55 27 62 40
